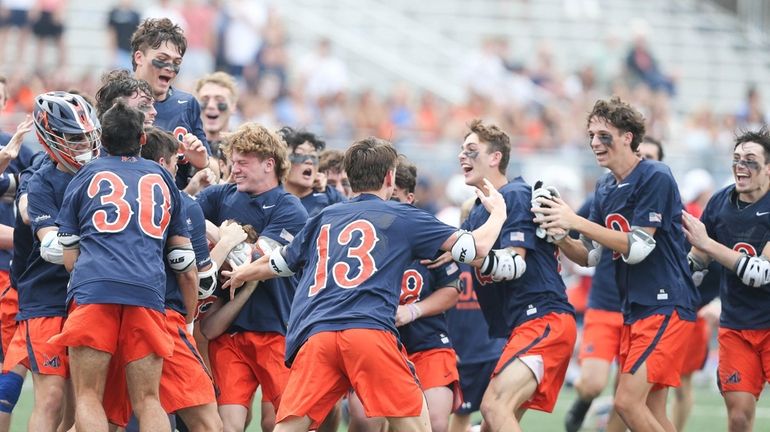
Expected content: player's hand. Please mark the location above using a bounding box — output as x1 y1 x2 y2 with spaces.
221 266 245 300
182 133 209 169
532 196 577 231
218 220 248 246
681 211 710 250
0 115 33 161
395 303 422 327
476 178 505 216
395 305 411 327
420 251 453 269
698 299 721 326
313 172 327 193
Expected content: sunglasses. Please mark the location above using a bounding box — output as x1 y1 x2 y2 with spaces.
201 97 228 112
289 153 319 165
151 59 181 74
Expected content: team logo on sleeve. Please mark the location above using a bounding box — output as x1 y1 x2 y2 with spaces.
733 242 757 256
648 212 662 223
400 269 424 304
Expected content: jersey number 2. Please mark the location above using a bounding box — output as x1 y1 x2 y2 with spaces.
87 171 171 239
308 220 380 296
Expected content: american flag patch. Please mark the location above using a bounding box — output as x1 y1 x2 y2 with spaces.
649 212 662 223
280 229 294 242
445 262 459 275
510 232 525 242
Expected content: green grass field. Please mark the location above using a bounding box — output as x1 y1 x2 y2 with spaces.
8 380 770 431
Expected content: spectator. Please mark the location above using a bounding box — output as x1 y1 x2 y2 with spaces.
30 0 67 71
0 0 34 71
107 0 141 70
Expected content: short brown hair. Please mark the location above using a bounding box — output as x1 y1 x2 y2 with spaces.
465 119 511 174
130 18 187 70
141 127 178 163
220 123 290 182
319 149 344 174
395 155 417 194
587 97 646 151
195 71 239 104
344 137 398 193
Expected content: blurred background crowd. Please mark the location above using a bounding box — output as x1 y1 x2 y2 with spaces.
0 0 769 213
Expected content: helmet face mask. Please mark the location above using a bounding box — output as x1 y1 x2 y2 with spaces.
33 91 102 173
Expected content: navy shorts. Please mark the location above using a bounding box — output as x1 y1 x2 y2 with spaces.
455 359 497 414
3 9 29 28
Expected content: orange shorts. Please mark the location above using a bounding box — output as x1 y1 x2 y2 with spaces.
717 327 770 398
3 317 67 377
619 310 693 389
209 331 289 408
103 310 216 426
277 329 423 429
681 316 709 375
49 303 172 363
409 347 462 411
0 276 18 360
578 308 623 363
493 312 577 413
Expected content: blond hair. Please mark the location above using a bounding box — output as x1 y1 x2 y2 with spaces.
221 123 290 182
195 71 238 104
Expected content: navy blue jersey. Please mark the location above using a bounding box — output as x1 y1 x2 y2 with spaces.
197 183 307 334
578 196 622 312
397 259 460 354
445 264 506 364
701 185 770 329
153 87 210 189
461 178 574 338
299 185 346 218
590 160 697 323
56 156 188 312
0 138 35 271
9 155 48 290
17 163 73 319
281 194 458 366
164 193 212 316
698 261 722 309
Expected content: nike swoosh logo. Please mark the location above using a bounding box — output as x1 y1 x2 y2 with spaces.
177 100 188 104
313 193 324 197
262 204 276 209
617 183 631 188
757 211 769 216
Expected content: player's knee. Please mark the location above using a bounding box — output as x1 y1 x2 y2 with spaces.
575 376 606 400
36 383 65 414
0 371 24 413
612 392 638 418
727 407 754 432
428 414 449 432
260 415 275 432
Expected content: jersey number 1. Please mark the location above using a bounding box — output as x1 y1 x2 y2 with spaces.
308 220 380 296
87 171 172 239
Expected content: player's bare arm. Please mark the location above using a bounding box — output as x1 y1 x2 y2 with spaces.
181 133 209 170
208 220 248 270
535 196 656 265
18 193 30 225
0 115 33 174
439 178 507 261
396 282 460 327
199 281 258 340
683 210 770 287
